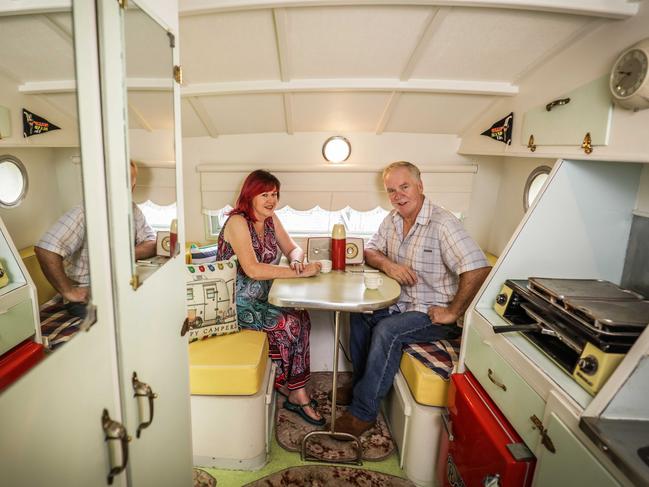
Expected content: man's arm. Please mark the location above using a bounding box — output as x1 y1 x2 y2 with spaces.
34 246 88 303
365 248 418 286
428 266 491 324
135 240 157 260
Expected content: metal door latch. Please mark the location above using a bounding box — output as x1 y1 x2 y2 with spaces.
530 414 556 453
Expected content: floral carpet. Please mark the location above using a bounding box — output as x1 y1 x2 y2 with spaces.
243 465 415 486
275 372 396 462
193 468 217 487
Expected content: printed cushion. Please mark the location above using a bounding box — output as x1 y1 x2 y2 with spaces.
186 256 239 342
188 244 219 264
399 338 461 406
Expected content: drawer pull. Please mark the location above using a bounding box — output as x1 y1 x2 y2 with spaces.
487 368 507 391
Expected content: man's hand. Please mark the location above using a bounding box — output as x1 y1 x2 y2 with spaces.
62 286 89 304
427 306 458 325
385 261 418 286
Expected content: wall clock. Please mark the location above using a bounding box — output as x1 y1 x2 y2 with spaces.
609 38 649 111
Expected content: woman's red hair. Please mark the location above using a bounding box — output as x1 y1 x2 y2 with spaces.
229 170 281 222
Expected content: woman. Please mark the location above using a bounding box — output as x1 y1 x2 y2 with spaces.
216 170 325 426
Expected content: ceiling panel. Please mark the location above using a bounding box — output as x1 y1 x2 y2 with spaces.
198 94 286 134
128 92 175 130
288 6 432 79
181 99 209 137
180 10 281 83
0 15 74 83
410 8 590 81
292 92 392 132
385 93 494 134
125 9 173 79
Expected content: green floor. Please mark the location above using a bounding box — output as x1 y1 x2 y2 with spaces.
197 436 407 487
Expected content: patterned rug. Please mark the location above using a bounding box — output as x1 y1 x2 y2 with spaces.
193 468 217 487
275 372 395 462
243 465 415 486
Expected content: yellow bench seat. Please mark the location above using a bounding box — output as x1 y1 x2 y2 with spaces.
399 352 452 407
189 329 268 396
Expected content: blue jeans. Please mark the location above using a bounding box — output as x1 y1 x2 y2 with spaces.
348 307 461 422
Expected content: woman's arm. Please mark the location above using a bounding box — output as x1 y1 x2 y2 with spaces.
225 215 319 280
272 215 306 272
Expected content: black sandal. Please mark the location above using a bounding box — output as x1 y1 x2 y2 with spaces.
283 399 326 426
275 386 318 408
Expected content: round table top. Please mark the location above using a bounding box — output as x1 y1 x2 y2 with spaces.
268 268 400 312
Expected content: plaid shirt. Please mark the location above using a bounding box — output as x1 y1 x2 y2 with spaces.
36 204 155 286
366 198 488 314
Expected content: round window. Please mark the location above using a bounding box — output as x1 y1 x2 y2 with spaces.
0 155 28 208
523 165 551 211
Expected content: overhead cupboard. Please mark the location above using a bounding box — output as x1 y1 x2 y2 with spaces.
460 158 649 486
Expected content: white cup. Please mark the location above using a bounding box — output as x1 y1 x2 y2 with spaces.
318 259 332 273
364 272 383 290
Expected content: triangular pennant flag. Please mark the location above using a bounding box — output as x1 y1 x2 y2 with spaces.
23 108 60 138
481 112 513 145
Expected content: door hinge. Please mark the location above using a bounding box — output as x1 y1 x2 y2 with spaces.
173 65 183 84
117 0 128 9
530 414 556 453
167 31 176 49
130 273 140 290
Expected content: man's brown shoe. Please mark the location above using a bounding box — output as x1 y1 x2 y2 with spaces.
327 385 353 406
332 411 375 439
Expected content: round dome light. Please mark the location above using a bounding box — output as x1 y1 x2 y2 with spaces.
322 136 351 163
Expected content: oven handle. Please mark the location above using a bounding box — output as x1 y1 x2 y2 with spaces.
492 324 541 334
520 303 582 353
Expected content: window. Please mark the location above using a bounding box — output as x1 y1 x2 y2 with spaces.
204 205 390 240
0 155 28 208
138 200 177 231
523 166 551 211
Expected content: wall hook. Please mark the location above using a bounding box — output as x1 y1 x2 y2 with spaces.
527 134 536 152
581 132 593 155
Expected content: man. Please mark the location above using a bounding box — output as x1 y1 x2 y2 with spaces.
334 161 491 437
35 160 156 317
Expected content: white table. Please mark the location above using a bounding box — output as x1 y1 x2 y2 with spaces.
268 268 400 464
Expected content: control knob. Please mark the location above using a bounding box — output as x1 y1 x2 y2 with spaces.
578 355 598 375
496 293 508 306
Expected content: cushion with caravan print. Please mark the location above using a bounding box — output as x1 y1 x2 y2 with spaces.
186 256 239 342
189 243 219 264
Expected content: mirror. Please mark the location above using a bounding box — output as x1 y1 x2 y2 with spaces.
123 1 178 286
0 8 95 383
0 156 28 208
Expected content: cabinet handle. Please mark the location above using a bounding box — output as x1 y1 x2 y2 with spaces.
487 368 507 391
530 414 556 453
101 409 131 485
545 97 570 111
132 372 158 438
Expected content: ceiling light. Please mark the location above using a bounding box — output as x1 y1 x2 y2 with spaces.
322 136 351 163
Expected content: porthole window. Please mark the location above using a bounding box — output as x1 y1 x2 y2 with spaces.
523 165 551 211
0 155 28 208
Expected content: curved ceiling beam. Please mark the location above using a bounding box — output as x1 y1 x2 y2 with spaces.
180 0 638 19
180 78 518 97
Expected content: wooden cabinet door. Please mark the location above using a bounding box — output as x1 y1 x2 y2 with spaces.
532 413 620 487
97 1 193 485
0 2 126 485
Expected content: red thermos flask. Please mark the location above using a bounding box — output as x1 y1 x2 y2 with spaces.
331 223 346 271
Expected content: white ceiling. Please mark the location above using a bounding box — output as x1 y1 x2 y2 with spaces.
0 1 639 140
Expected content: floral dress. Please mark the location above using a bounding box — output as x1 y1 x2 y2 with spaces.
216 215 312 391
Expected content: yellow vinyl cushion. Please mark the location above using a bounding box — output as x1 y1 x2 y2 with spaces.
399 352 451 407
485 252 498 266
189 330 268 396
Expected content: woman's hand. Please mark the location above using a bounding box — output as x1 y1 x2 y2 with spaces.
300 262 322 277
290 259 305 275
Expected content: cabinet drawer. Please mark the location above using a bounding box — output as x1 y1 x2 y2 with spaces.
0 299 36 356
465 326 545 451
